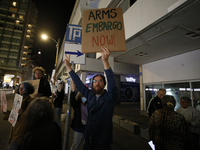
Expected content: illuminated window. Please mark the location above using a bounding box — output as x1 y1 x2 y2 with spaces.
22 58 26 60
27 30 31 33
13 2 17 7
28 24 32 27
19 15 23 19
24 46 28 49
26 35 30 38
23 52 27 55
16 20 20 24
12 13 15 17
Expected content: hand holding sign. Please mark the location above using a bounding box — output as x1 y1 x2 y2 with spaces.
101 47 111 70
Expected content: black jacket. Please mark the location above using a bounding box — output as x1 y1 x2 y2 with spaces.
147 96 163 118
20 122 61 150
54 89 64 108
38 78 51 97
70 92 84 130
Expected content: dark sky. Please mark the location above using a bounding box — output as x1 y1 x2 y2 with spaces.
32 0 76 75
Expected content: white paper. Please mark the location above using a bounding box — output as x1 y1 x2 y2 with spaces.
148 141 155 150
8 94 23 127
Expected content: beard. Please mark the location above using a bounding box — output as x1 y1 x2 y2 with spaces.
92 86 104 94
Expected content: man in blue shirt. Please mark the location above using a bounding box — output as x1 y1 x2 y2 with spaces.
64 47 118 150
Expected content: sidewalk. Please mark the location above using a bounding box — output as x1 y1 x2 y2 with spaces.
61 101 151 150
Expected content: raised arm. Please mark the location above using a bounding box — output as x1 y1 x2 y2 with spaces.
101 47 110 70
63 54 72 72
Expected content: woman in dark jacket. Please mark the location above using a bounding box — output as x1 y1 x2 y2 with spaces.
70 81 88 150
20 97 62 150
4 81 34 150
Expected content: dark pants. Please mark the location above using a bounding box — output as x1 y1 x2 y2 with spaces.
154 142 166 150
189 132 200 150
83 142 111 150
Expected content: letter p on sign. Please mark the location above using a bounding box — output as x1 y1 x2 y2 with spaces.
65 24 82 44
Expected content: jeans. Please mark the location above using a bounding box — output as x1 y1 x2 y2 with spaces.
70 131 83 150
55 108 62 127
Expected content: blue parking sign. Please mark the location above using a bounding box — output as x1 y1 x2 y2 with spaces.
65 24 82 43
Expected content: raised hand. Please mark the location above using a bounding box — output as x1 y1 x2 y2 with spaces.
63 54 72 72
101 47 111 69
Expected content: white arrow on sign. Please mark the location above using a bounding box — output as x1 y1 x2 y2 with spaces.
63 43 85 65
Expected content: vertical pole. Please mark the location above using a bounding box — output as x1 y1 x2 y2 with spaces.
63 62 74 150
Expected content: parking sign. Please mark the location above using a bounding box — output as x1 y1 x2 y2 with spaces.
65 24 82 43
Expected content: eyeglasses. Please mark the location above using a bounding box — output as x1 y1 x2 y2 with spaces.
93 79 103 83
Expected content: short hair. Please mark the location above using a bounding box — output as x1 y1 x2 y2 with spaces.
25 97 55 130
19 81 34 95
162 95 176 109
92 74 106 86
33 67 45 76
180 97 191 104
158 88 166 93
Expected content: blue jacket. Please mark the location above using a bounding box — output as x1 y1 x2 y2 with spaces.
69 68 118 145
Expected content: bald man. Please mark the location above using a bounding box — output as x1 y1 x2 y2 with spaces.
147 88 166 118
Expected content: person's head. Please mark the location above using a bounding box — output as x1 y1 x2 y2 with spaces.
25 97 55 129
33 67 45 79
180 97 191 109
162 95 176 109
157 88 166 99
19 81 34 96
75 92 87 104
92 74 106 94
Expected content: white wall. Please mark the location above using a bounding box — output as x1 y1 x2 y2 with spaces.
98 0 112 8
123 0 182 39
142 49 200 83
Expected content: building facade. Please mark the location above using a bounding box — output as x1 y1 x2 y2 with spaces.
0 0 37 87
55 0 200 114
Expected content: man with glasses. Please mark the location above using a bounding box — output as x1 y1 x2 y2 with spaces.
64 47 118 150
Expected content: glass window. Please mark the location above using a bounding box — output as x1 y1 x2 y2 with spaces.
2 37 11 42
7 59 17 66
5 24 14 29
0 50 8 56
9 52 18 56
0 58 6 65
164 82 190 110
11 45 19 50
12 2 17 7
191 81 200 110
0 44 10 48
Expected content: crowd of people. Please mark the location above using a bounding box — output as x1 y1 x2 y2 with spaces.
2 46 200 150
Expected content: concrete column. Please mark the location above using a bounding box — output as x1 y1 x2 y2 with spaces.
80 71 86 84
139 65 144 111
13 72 17 86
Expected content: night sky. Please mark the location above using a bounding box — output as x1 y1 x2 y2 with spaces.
32 0 76 76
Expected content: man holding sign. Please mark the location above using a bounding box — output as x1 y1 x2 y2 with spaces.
64 47 118 150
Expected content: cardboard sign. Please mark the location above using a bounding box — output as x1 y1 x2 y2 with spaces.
8 94 23 127
82 7 126 53
28 79 40 98
0 91 7 112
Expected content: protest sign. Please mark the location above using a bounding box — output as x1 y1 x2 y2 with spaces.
1 91 7 112
28 79 40 98
8 94 23 127
82 7 126 53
